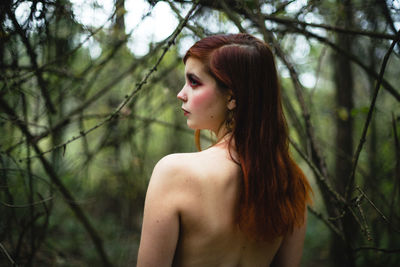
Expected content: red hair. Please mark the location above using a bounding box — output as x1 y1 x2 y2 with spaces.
184 33 312 241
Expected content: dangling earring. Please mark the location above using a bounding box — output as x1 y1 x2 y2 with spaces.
226 96 236 132
225 109 235 132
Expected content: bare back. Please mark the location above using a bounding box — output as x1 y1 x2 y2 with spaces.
172 145 283 267
137 143 306 267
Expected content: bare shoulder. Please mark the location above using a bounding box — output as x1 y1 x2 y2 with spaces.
151 153 186 180
152 149 219 178
150 147 238 192
149 153 201 193
152 152 198 180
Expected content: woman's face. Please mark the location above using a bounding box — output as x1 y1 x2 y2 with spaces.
177 57 230 134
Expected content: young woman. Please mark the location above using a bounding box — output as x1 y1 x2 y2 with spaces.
137 33 312 267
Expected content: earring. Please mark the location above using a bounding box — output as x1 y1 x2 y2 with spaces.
225 109 235 132
227 98 236 111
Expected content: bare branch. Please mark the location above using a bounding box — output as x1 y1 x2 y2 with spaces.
289 138 345 204
285 26 400 102
6 8 56 113
355 186 400 234
1 196 54 208
0 242 16 266
345 30 400 198
353 195 372 241
262 14 397 40
167 0 205 38
221 0 245 33
308 206 346 242
354 246 400 253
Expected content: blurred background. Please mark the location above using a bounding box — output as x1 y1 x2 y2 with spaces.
1 0 399 266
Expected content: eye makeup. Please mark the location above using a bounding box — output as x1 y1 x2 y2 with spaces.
186 73 202 87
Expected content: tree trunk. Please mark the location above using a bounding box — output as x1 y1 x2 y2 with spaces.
113 0 126 41
331 0 355 266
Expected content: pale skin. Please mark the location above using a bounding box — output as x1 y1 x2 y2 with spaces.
137 57 307 267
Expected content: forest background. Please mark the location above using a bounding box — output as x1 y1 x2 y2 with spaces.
1 0 400 266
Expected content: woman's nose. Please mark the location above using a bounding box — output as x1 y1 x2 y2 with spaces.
177 88 187 102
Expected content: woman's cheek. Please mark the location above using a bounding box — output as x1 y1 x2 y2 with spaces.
191 89 213 108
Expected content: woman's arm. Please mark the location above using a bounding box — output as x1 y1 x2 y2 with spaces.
137 156 181 267
271 211 308 267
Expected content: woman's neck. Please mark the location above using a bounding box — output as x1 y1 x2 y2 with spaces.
214 124 231 142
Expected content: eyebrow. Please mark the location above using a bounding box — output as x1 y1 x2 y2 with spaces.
186 72 201 81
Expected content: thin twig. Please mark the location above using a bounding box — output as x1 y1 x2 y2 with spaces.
0 242 17 266
6 8 55 113
353 246 400 253
345 30 400 198
327 209 346 221
167 0 205 38
353 195 372 241
0 114 49 130
289 138 345 204
355 186 400 234
262 14 397 40
220 0 246 33
1 196 54 208
308 206 346 242
310 46 327 101
285 26 400 102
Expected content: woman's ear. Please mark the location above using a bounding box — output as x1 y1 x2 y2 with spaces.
227 95 236 110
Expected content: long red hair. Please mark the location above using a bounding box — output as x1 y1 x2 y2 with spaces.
184 33 312 241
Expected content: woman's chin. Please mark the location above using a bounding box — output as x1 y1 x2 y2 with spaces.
186 120 218 132
186 121 197 129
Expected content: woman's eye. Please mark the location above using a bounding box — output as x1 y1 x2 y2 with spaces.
188 76 201 87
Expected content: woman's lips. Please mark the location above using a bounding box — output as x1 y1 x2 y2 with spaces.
182 108 190 116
